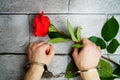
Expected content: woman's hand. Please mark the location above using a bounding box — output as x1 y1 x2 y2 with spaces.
24 41 55 80
72 38 101 71
28 41 55 65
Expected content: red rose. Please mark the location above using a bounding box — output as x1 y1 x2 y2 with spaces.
33 11 50 37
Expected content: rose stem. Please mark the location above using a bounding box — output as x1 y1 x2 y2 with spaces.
102 56 120 66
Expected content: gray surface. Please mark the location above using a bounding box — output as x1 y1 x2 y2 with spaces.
44 55 68 80
67 15 107 38
102 54 120 67
0 0 69 13
0 55 68 80
69 0 120 13
0 15 29 53
0 0 120 80
0 55 27 80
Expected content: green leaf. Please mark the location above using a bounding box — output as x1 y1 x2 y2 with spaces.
48 38 68 44
67 20 78 42
113 66 120 77
88 36 106 49
76 26 82 41
101 16 119 42
65 60 79 78
48 32 68 39
100 77 115 80
72 44 83 48
49 24 57 32
98 59 113 78
48 24 69 39
107 39 120 53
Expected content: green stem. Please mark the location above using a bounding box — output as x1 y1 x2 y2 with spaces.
56 30 71 39
102 56 120 66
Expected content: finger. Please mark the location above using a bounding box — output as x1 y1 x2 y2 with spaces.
40 44 50 53
28 42 33 55
46 45 51 54
72 48 78 59
33 41 46 47
98 46 101 50
27 42 33 62
34 43 50 54
97 46 101 53
28 42 32 51
31 42 47 51
48 45 55 56
82 38 90 45
29 42 33 47
36 42 47 47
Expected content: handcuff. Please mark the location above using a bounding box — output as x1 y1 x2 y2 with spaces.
25 62 48 72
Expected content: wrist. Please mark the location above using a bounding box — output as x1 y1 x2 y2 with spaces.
78 65 97 71
31 64 44 70
27 62 48 72
80 68 100 80
24 64 44 80
30 64 44 73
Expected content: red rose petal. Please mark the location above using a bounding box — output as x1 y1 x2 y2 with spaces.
33 11 50 37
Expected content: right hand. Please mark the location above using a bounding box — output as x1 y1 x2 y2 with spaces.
72 38 101 71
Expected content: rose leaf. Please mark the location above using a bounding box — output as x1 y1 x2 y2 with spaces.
107 39 120 53
101 16 119 42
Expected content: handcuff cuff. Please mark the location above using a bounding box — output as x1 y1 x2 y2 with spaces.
25 62 54 77
25 62 99 76
25 62 48 72
26 62 98 73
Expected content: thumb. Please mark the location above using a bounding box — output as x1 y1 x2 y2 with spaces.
48 45 55 57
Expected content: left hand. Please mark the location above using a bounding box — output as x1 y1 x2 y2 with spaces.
27 41 55 65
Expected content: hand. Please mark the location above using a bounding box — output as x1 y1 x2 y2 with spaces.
28 41 55 65
72 38 101 71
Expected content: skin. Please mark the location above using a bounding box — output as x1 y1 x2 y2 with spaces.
24 41 55 80
72 38 101 71
24 38 101 80
72 38 101 80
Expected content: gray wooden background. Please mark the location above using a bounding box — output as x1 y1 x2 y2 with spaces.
0 0 120 80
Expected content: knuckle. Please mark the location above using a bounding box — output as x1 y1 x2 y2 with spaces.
84 44 91 48
31 46 36 51
38 47 42 51
36 46 42 51
85 43 96 48
39 41 45 45
43 44 50 47
45 43 49 45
